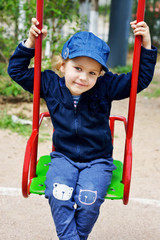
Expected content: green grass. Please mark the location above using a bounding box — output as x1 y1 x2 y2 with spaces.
140 87 160 98
0 111 32 136
0 111 52 142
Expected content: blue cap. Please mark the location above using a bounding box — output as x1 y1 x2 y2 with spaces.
62 31 110 72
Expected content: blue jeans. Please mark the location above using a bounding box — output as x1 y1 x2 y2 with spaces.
45 152 115 240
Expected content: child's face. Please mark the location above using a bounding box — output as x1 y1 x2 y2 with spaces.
60 56 102 96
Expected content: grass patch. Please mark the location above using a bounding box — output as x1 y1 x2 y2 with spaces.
0 111 52 142
139 77 160 98
140 87 160 98
0 111 32 136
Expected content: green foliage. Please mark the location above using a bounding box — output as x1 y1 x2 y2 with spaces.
0 0 20 50
23 0 80 56
0 0 80 98
98 4 110 20
0 0 80 61
0 80 24 97
0 62 6 76
111 65 132 74
0 63 26 97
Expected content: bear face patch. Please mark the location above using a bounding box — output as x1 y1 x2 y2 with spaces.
79 189 97 205
53 183 73 201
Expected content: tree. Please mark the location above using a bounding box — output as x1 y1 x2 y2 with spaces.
0 0 80 61
24 0 80 56
0 0 20 60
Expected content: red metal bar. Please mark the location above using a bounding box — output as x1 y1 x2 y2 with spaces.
127 0 146 139
123 0 146 205
22 112 51 197
22 0 44 197
22 129 38 197
109 115 127 146
30 0 44 180
39 112 50 126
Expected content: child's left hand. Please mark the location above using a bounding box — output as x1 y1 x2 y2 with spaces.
130 20 151 50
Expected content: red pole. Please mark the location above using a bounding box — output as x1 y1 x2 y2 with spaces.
30 0 44 180
127 0 146 139
123 0 146 205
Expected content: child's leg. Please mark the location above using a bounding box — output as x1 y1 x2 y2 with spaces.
45 153 80 240
74 159 114 240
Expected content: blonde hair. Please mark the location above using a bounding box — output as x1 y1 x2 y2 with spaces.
52 54 105 77
52 54 65 77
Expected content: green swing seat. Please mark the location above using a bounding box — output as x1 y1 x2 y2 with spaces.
29 155 124 200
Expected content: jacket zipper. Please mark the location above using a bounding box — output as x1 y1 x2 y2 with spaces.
74 107 80 159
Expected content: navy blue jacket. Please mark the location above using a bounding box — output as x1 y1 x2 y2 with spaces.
8 43 157 162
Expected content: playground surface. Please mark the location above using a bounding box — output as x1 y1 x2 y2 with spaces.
0 94 160 240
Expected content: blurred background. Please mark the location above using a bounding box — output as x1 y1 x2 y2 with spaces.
0 3 160 239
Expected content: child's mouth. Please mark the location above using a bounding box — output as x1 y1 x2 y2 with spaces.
75 82 87 87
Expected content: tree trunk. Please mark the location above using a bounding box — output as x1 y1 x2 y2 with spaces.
89 0 99 35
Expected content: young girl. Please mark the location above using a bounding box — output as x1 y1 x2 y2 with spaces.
8 18 157 240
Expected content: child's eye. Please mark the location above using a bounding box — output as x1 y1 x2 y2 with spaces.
75 67 81 71
89 72 96 76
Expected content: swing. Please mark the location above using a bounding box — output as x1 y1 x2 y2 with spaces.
22 0 146 205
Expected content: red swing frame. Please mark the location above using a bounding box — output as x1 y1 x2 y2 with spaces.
22 0 146 205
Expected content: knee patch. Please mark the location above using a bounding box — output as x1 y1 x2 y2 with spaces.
53 183 73 201
79 189 97 205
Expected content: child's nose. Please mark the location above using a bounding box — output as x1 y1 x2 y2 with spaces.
80 72 87 81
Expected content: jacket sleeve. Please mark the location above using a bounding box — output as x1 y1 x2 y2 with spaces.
7 42 56 99
103 46 157 101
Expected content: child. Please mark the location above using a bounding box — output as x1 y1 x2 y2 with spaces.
8 18 157 240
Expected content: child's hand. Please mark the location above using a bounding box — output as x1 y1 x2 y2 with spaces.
25 18 47 48
130 20 151 50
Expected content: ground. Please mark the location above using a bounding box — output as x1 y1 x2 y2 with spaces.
0 61 160 239
0 95 160 240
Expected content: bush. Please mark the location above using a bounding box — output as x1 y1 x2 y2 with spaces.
112 65 132 74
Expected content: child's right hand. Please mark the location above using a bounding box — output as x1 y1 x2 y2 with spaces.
25 18 47 48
